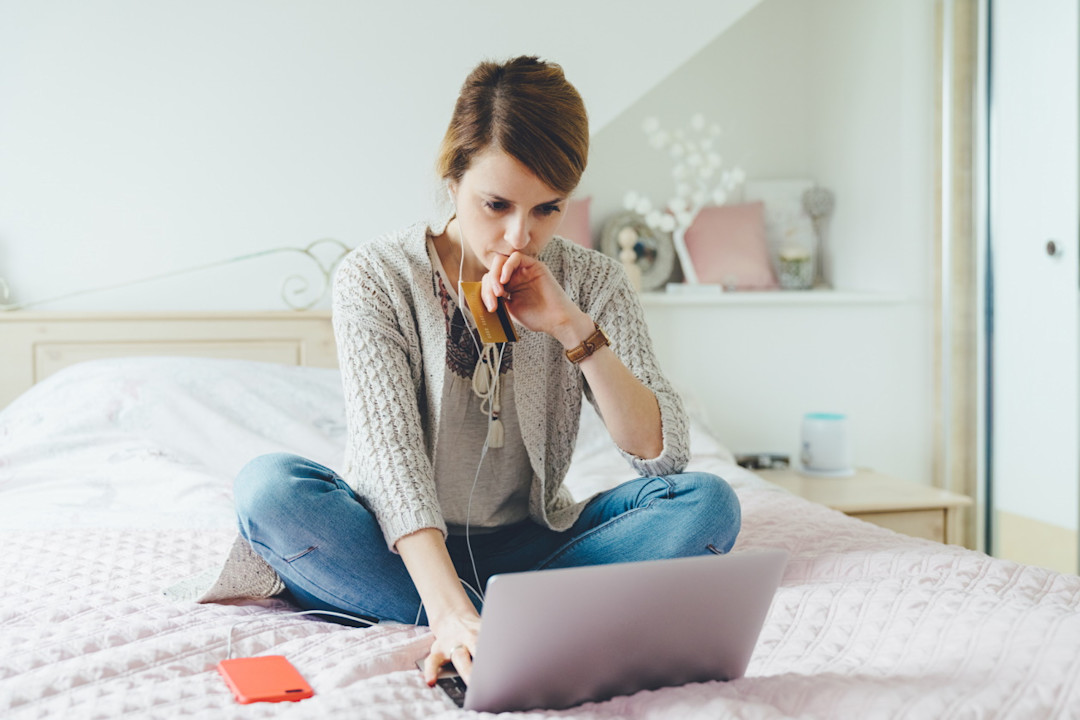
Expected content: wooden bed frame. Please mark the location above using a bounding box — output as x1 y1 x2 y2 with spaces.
0 311 338 410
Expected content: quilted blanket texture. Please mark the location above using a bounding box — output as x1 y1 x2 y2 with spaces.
4 490 1079 719
1 358 1078 718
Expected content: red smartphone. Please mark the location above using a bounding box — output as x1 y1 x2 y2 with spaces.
217 655 314 704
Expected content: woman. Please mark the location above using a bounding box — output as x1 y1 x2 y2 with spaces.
231 56 741 687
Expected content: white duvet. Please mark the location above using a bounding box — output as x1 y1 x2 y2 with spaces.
1 358 1078 719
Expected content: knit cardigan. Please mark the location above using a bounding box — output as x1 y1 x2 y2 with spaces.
334 215 690 552
165 216 690 604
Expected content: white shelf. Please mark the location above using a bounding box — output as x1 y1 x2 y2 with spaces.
638 287 909 307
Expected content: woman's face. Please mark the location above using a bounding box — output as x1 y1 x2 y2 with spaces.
450 146 567 280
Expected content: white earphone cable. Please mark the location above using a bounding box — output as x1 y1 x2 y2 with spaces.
414 576 486 626
464 342 505 604
452 218 506 608
225 610 375 661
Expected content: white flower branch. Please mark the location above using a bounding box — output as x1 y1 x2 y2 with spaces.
624 114 745 236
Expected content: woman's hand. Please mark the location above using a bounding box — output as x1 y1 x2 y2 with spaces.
483 252 665 459
482 251 587 342
423 607 481 685
396 528 483 686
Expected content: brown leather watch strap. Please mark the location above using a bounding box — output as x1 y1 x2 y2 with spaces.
565 323 610 364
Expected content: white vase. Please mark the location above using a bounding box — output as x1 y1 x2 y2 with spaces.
672 226 698 284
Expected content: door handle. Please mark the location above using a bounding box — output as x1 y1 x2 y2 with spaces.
1046 239 1064 257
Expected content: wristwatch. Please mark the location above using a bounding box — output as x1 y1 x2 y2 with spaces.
565 323 610 364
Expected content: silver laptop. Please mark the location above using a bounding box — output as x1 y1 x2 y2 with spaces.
426 548 788 713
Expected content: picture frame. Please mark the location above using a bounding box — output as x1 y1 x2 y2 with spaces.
599 211 676 292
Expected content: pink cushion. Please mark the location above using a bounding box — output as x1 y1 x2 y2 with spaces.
559 197 592 248
682 201 777 289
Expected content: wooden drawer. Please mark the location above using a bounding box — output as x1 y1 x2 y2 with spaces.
851 509 946 543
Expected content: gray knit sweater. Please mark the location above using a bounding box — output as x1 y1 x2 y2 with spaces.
334 215 690 551
166 216 689 603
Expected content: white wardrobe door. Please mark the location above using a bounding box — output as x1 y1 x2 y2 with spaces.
990 0 1079 573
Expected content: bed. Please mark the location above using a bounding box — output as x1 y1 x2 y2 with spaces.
2 315 1079 719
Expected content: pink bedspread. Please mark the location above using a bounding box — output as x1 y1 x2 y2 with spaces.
2 358 1078 718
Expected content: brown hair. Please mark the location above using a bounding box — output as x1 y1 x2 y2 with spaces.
436 56 589 196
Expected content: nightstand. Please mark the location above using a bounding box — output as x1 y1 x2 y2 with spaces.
756 468 973 545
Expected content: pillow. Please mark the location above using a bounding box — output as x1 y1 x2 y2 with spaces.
681 202 778 290
559 196 593 248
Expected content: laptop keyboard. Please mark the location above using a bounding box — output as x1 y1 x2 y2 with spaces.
436 674 467 707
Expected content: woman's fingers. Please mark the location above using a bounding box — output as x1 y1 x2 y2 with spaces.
499 253 525 284
482 255 507 311
480 274 499 312
482 253 532 311
423 642 475 686
451 643 474 683
423 648 447 685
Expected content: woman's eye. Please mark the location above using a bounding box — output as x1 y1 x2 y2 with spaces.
537 204 562 217
484 200 509 212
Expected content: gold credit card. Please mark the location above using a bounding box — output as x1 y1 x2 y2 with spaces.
460 282 518 343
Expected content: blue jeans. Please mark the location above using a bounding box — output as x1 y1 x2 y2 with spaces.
233 453 741 625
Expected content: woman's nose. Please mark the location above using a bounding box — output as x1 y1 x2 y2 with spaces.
504 215 530 250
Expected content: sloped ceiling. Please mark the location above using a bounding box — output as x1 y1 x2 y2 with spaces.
430 0 766 134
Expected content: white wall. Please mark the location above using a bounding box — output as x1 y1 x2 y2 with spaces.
579 0 815 242
581 0 936 483
580 0 934 301
0 0 760 311
809 0 935 298
806 0 935 483
1 0 939 486
643 299 930 484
